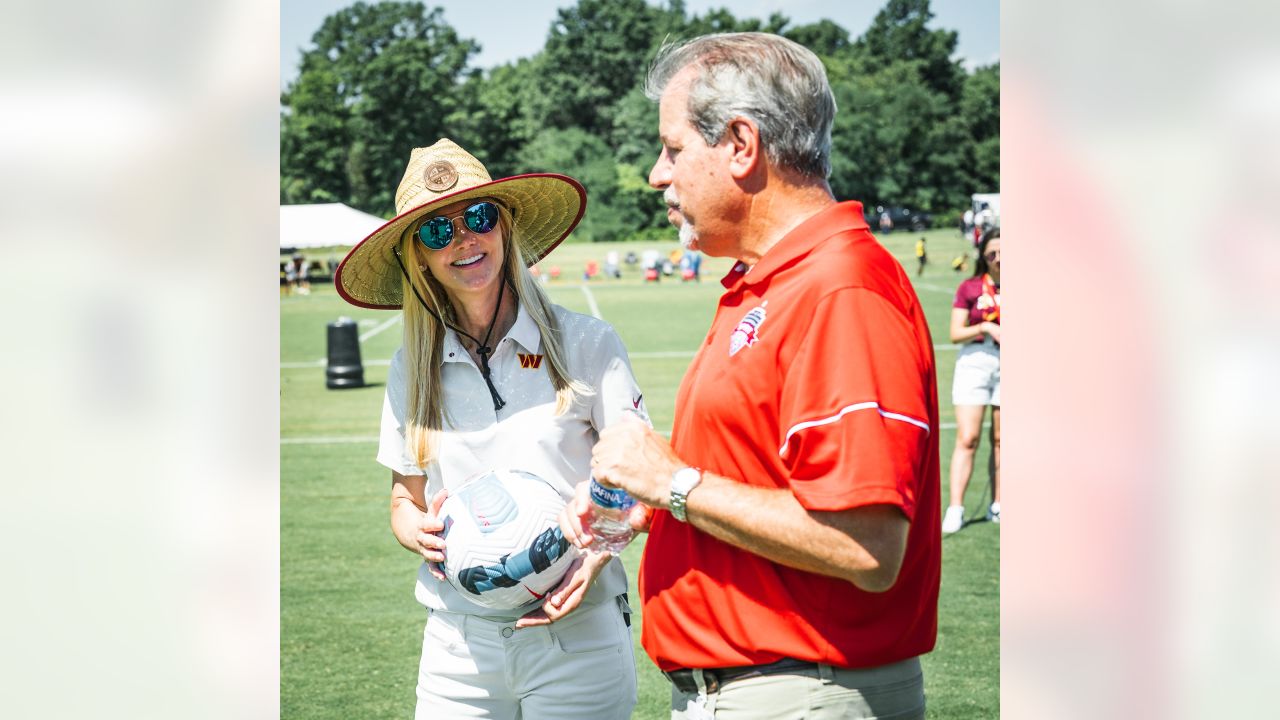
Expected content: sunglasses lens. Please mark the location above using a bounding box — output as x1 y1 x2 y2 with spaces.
419 217 453 249
985 252 999 261
464 202 499 234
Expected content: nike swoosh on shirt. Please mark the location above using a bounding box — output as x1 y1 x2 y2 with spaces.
632 393 643 408
523 585 548 600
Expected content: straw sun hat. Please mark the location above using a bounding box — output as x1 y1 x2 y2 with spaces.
335 138 586 309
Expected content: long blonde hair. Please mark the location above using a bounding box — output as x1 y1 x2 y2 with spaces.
399 203 591 468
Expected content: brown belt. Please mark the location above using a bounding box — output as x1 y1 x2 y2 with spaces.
663 657 819 694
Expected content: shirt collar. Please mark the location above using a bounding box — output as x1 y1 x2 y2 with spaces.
506 301 541 354
441 299 541 365
720 200 869 290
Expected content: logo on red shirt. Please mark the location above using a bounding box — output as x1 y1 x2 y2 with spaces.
729 301 768 356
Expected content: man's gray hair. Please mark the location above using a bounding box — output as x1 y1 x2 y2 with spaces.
645 32 836 180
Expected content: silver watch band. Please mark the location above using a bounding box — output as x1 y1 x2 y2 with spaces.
669 467 701 523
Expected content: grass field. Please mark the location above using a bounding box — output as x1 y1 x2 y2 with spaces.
281 228 998 719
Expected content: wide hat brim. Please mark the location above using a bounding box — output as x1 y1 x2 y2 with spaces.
335 174 586 310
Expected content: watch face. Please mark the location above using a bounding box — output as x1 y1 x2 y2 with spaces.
673 467 701 493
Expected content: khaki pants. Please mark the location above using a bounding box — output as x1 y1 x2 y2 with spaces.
671 657 924 720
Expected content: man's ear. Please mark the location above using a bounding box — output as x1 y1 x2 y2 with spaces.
724 117 760 180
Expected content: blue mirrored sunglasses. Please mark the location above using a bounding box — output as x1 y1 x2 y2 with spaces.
417 201 500 250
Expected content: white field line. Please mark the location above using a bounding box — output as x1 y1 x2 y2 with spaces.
579 284 603 320
913 282 956 294
282 436 380 445
632 350 695 358
359 314 402 342
281 344 961 369
280 358 393 369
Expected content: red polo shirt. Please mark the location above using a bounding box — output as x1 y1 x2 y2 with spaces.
638 201 941 671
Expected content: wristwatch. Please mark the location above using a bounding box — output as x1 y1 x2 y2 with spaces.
669 467 702 523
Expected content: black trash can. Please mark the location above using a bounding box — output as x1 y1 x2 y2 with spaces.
326 317 364 389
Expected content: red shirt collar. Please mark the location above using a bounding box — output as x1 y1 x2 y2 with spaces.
720 201 869 290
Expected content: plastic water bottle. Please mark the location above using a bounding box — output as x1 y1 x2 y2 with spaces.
588 477 636 554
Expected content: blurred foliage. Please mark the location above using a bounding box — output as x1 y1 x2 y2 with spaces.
281 0 999 240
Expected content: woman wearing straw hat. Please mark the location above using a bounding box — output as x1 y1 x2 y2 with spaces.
336 139 641 719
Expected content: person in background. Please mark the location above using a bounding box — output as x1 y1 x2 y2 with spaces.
564 32 940 720
915 236 928 277
941 227 1001 533
642 247 661 283
292 253 312 295
335 138 643 720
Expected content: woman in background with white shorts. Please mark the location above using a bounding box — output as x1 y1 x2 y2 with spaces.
942 228 1001 534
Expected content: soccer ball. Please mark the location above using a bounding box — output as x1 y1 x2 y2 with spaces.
434 469 580 610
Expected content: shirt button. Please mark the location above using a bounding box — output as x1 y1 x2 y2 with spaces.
448 352 455 357
501 627 513 638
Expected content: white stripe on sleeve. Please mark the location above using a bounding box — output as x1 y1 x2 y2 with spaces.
779 402 930 456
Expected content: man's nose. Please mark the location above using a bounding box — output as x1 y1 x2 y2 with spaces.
648 152 671 190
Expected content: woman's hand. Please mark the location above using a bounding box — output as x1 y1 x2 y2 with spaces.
559 478 656 551
514 548 613 627
417 488 449 579
982 321 1001 343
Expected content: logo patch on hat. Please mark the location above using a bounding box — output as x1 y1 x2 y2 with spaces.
729 301 768 356
423 161 459 192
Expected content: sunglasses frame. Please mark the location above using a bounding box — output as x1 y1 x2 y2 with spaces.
417 201 501 250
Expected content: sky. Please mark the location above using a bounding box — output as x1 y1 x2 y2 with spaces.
280 0 1000 91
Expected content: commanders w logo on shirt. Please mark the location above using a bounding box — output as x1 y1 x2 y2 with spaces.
517 353 544 369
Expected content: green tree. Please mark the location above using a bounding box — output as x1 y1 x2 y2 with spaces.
280 0 996 232
280 2 477 215
785 19 853 58
531 0 667 136
852 0 964 101
280 66 349 205
819 0 994 214
448 58 549 179
961 62 1000 192
517 128 621 242
609 86 660 168
827 54 969 213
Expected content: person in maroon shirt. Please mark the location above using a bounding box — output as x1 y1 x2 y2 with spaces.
942 228 1002 533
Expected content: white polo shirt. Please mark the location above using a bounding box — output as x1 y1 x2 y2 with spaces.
378 302 647 619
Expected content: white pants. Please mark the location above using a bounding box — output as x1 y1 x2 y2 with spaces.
951 340 1000 407
416 597 637 719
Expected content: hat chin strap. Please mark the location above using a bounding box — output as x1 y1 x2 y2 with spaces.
392 247 507 412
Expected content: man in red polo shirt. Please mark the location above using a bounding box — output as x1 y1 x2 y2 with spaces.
563 32 941 719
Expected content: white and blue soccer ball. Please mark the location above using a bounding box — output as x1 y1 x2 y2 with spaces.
434 469 580 610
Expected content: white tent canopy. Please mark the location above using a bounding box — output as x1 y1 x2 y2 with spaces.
970 193 1000 218
280 203 388 249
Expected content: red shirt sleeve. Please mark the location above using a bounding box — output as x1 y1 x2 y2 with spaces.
777 288 933 519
